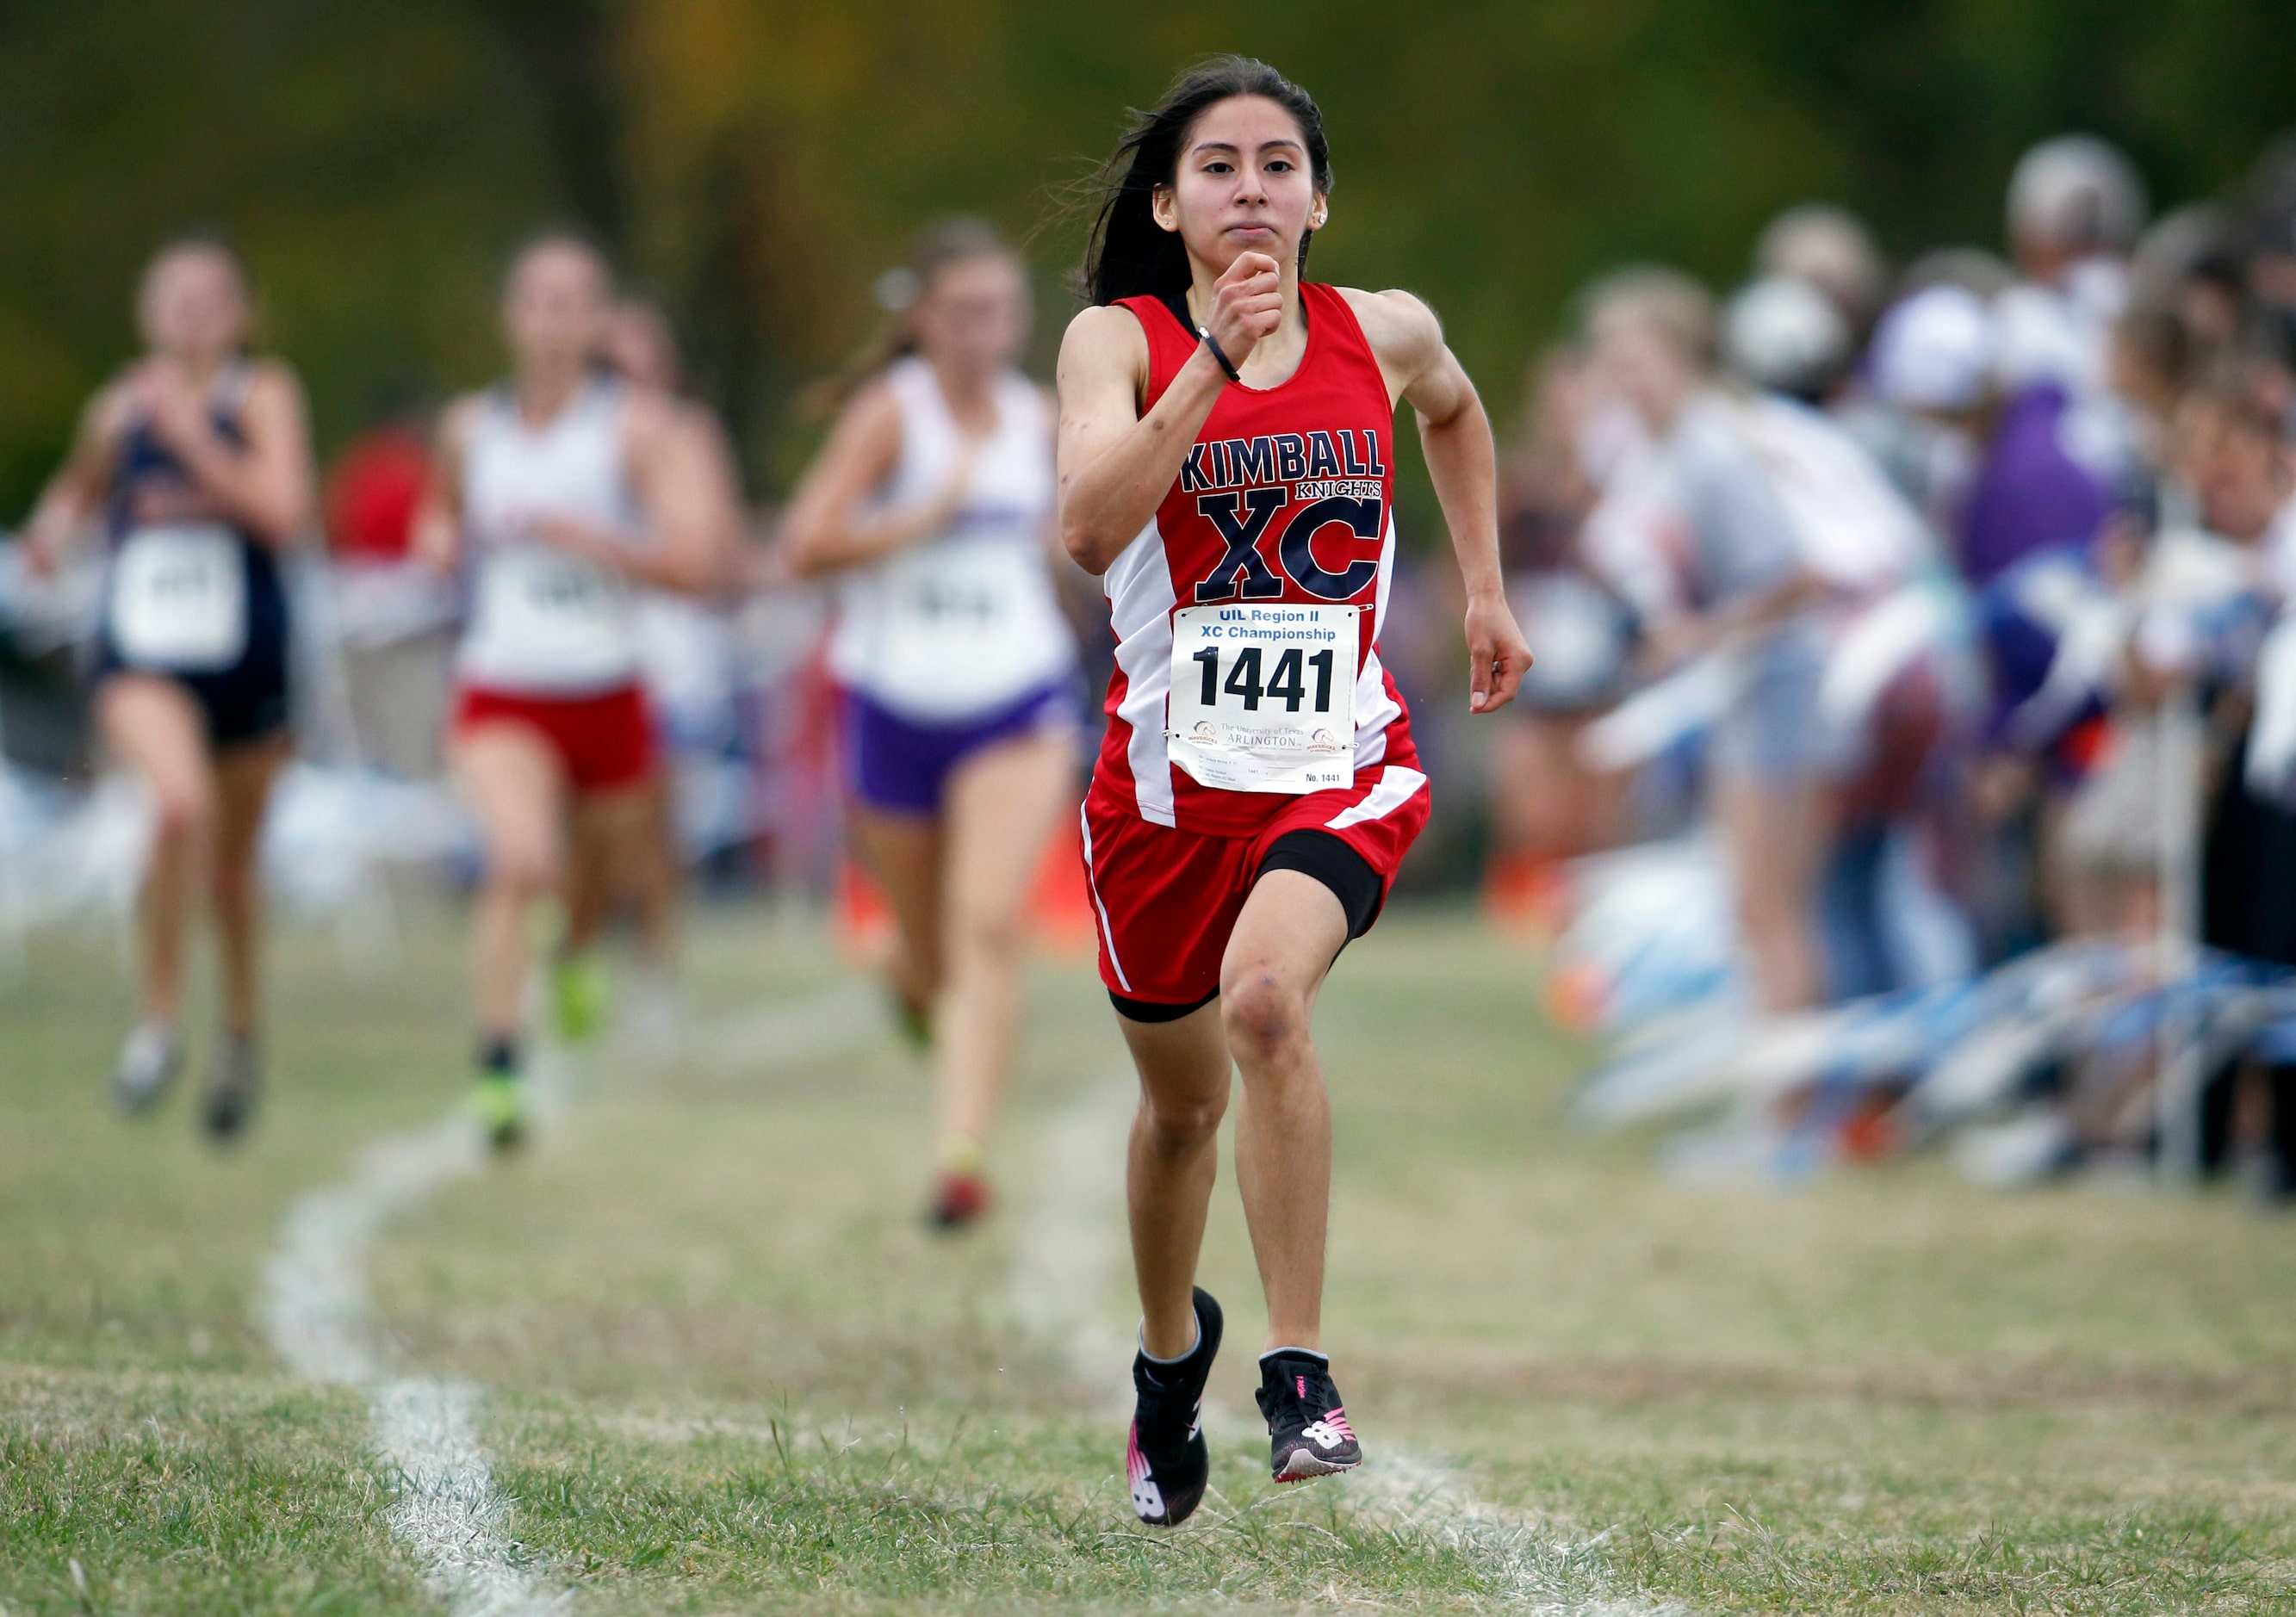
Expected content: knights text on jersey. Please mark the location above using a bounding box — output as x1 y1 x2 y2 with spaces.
1089 283 1416 837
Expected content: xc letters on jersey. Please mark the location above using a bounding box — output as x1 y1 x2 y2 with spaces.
1188 429 1390 607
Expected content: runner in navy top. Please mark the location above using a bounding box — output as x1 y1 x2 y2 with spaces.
22 237 315 1137
1057 59 1531 1519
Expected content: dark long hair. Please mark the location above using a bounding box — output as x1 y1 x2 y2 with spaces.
1081 57 1331 307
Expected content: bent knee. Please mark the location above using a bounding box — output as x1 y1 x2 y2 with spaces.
1143 1089 1226 1149
1221 975 1311 1064
946 905 1028 968
150 783 218 846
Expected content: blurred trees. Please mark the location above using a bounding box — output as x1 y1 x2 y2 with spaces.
3 0 2293 517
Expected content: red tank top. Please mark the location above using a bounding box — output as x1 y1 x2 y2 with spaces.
1088 282 1414 837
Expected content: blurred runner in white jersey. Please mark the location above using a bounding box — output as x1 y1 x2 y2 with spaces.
414 235 736 1147
782 219 1080 1229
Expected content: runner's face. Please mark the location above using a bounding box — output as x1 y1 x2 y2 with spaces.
504 245 611 379
1157 95 1322 278
138 249 250 367
913 255 1028 379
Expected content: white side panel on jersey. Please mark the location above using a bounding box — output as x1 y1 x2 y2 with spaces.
1105 518 1179 827
1325 765 1427 831
1353 713 1392 773
1352 649 1403 769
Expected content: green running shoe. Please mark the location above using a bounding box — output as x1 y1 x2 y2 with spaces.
469 1072 527 1152
553 954 611 1044
890 988 932 1054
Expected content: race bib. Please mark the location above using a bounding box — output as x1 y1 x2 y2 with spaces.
109 524 246 671
868 542 1067 715
881 571 1030 687
477 545 632 672
1167 604 1357 793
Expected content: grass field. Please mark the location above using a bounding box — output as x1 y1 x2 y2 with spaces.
6 898 2296 1614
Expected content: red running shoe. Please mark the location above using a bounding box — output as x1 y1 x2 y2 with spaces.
929 1171 991 1230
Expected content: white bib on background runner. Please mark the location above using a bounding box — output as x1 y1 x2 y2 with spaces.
109 523 246 671
1166 604 1358 793
471 544 632 684
828 357 1072 722
456 379 643 694
869 539 1064 708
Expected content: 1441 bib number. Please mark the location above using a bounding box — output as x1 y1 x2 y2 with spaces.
1167 604 1356 794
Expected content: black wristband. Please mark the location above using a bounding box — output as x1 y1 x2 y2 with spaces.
1197 325 1242 384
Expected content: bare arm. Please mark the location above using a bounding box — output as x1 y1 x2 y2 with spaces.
778 382 967 580
614 395 742 594
1056 252 1285 575
140 360 315 548
1055 306 1214 575
1348 288 1532 713
21 383 133 574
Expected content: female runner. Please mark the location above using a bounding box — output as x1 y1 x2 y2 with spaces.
783 218 1080 1230
415 236 731 1146
1058 59 1530 1521
22 238 313 1138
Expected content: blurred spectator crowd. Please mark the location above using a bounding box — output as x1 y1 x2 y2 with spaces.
1503 133 2296 1196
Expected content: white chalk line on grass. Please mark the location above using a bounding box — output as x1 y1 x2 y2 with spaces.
1008 1069 1674 1614
262 980 870 1612
264 1049 574 1617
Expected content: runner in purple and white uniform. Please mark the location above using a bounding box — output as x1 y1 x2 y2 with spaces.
782 218 1080 1228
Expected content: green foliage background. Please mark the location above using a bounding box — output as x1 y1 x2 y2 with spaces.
4 0 2293 515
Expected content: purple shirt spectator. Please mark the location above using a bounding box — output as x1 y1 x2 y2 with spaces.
1956 381 2109 585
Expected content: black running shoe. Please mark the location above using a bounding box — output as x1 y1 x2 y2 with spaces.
1126 1287 1223 1527
202 1035 261 1141
1257 1349 1361 1482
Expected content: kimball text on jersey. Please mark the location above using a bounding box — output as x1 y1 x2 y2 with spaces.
1180 429 1387 493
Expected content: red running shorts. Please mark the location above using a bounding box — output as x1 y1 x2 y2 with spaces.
1081 753 1430 1012
451 682 656 796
